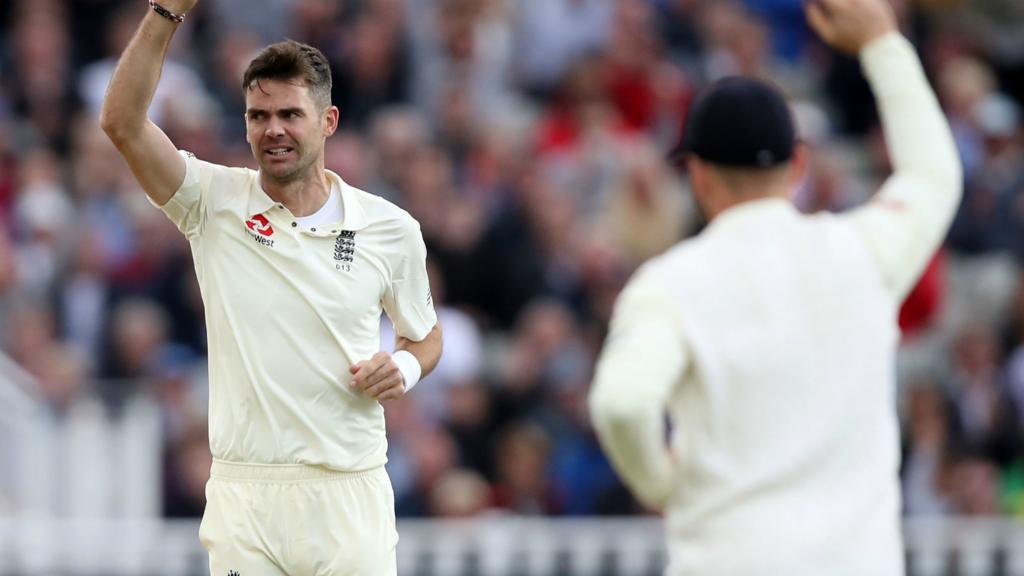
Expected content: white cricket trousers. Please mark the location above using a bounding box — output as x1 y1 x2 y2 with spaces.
200 460 398 576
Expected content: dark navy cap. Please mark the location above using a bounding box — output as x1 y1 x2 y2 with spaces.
671 77 796 168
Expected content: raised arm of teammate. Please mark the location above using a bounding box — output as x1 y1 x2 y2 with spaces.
99 0 199 207
808 0 963 301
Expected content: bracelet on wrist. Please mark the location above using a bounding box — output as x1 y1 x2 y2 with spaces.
149 1 186 24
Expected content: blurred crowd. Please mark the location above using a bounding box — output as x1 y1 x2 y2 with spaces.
2 0 1024 521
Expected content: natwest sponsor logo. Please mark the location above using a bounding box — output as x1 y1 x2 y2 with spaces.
246 214 274 236
244 213 275 248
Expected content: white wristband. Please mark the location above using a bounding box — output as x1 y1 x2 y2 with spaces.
391 350 422 393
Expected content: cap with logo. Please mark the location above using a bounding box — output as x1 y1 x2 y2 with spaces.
671 77 796 168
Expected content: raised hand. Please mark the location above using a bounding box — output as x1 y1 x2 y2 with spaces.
805 0 898 55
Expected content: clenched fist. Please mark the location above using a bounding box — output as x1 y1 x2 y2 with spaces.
349 352 407 401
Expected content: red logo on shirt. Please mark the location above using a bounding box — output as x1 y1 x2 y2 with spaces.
245 214 274 237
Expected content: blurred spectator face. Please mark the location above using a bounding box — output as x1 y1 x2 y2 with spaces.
429 468 492 517
33 343 88 412
400 147 454 237
218 32 263 85
504 301 583 393
325 132 371 188
12 3 68 99
446 382 490 429
368 0 406 26
407 427 457 491
5 301 56 370
519 301 574 357
955 324 1000 377
800 148 865 214
951 458 1000 516
244 80 334 184
11 2 70 144
370 108 429 184
15 148 73 246
106 4 146 57
731 15 768 75
439 0 481 62
383 391 426 440
938 57 996 120
561 57 609 108
70 227 106 277
351 15 399 85
608 0 657 68
292 0 343 38
495 423 552 501
111 299 170 377
700 1 747 49
972 93 1022 154
439 82 476 150
72 114 133 198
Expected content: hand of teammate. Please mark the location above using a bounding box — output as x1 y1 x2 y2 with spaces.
805 0 898 55
349 352 406 401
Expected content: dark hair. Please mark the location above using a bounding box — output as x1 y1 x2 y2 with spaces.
242 40 332 110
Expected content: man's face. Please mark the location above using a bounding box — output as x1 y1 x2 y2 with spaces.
244 78 337 183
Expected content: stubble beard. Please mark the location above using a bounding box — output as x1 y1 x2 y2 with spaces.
258 146 317 184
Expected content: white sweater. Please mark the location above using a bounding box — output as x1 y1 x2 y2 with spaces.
588 33 962 576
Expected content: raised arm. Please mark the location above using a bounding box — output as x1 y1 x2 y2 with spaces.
807 0 963 301
99 1 197 206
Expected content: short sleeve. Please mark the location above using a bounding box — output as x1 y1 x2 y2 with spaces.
382 217 437 341
152 150 210 238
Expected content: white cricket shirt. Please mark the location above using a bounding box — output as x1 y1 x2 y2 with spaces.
157 157 437 471
589 34 962 576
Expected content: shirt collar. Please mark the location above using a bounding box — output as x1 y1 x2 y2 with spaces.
247 169 369 232
708 196 796 231
328 169 368 232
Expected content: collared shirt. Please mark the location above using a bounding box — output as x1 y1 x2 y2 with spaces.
158 153 437 470
590 34 962 576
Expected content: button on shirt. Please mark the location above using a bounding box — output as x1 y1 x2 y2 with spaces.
158 154 437 471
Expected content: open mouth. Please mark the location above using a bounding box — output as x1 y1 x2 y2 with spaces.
264 147 295 158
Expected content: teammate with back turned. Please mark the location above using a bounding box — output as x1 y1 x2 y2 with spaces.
100 0 443 574
589 0 962 574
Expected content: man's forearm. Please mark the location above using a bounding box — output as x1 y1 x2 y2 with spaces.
396 323 443 380
99 11 181 139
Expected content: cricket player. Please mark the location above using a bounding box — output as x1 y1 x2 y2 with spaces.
589 0 962 574
100 1 442 574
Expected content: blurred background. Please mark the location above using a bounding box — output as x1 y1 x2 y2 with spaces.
1 0 1024 574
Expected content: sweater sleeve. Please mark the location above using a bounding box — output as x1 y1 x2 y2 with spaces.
846 33 963 302
588 265 688 509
